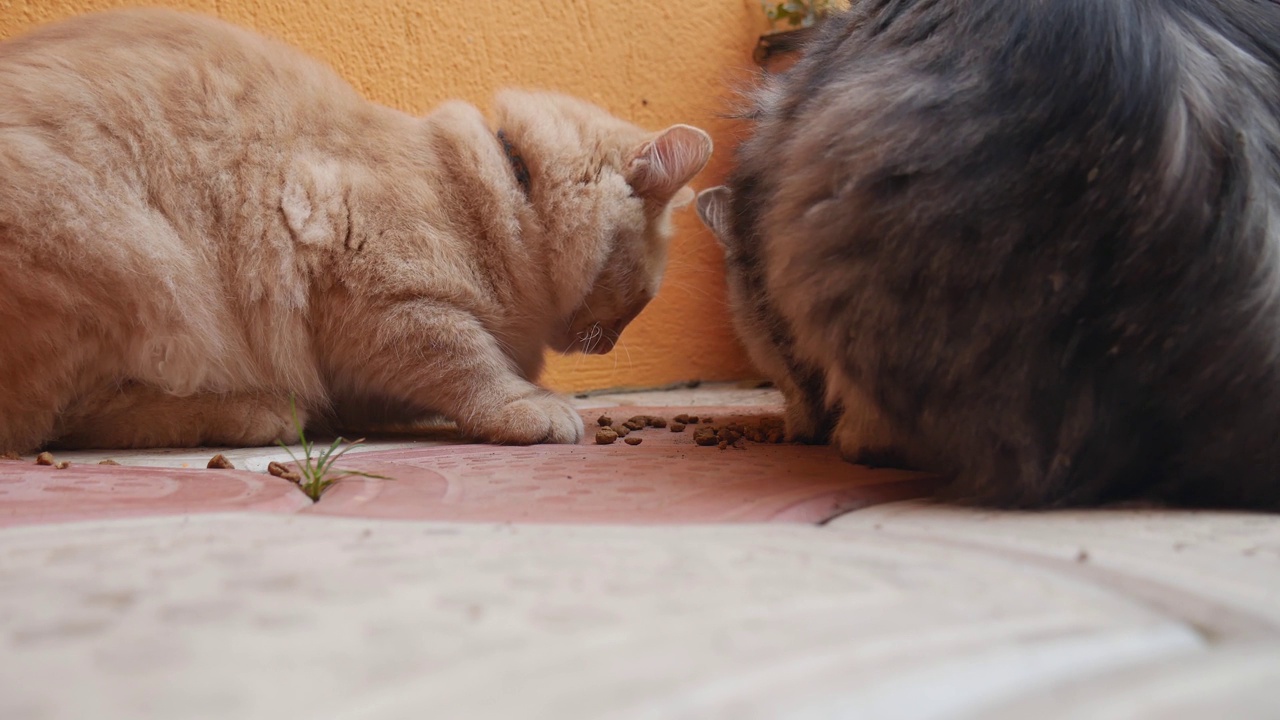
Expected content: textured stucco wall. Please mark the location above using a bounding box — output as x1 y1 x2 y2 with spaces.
0 0 769 392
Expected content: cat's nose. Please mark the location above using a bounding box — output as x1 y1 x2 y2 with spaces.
616 305 644 331
586 300 652 355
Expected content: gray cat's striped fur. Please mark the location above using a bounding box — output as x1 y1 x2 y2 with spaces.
704 0 1280 508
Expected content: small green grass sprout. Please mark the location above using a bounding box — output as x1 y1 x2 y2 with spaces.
275 397 389 501
762 0 837 28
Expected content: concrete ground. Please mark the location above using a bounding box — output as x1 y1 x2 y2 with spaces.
1 386 1278 719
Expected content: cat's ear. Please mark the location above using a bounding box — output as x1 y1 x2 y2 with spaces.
628 125 713 205
696 186 736 252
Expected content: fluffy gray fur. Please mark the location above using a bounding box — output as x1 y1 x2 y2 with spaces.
711 0 1280 508
697 188 834 443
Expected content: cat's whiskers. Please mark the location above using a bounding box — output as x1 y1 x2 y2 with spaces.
582 322 604 355
612 336 634 371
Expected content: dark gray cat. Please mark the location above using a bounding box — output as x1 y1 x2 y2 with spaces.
697 187 835 443
707 0 1280 509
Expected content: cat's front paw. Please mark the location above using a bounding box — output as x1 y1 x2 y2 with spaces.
783 398 835 445
833 405 906 469
481 392 585 445
228 402 305 447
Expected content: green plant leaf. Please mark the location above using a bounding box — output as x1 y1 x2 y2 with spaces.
274 396 391 501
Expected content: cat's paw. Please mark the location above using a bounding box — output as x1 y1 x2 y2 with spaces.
481 392 585 445
841 444 911 470
784 399 835 444
208 400 304 448
237 405 304 447
784 412 824 445
833 406 906 468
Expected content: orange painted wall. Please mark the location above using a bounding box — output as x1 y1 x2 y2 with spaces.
0 0 771 392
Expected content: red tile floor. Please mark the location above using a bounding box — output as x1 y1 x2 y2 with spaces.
3 387 1278 718
0 388 940 528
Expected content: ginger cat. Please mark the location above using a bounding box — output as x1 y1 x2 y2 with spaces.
0 8 712 452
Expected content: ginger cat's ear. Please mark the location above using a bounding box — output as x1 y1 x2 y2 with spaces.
628 125 713 206
695 186 736 252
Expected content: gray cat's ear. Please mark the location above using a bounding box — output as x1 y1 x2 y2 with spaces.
696 186 736 252
628 125 713 205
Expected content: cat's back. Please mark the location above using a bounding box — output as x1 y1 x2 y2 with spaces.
0 8 313 79
0 7 250 56
0 8 358 134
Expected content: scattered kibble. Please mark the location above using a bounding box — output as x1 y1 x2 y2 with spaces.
35 452 68 468
0 451 20 461
689 416 789 449
98 459 121 466
590 411 791 450
207 454 235 470
717 426 744 445
267 460 301 483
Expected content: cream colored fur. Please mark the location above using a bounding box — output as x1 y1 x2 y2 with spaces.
0 8 712 452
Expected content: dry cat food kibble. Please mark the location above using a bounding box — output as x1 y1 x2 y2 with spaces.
689 417 789 449
0 451 19 461
98 459 120 466
693 427 719 446
207 453 235 470
35 451 54 466
597 414 612 427
593 415 680 447
587 412 789 449
267 460 301 483
718 426 744 444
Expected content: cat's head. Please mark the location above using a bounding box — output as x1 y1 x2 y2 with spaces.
697 185 833 443
696 185 770 366
696 184 784 377
492 91 712 354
